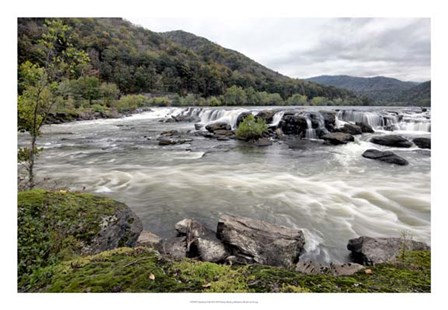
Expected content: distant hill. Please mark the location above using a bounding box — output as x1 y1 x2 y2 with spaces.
305 75 423 104
396 81 431 106
18 18 356 101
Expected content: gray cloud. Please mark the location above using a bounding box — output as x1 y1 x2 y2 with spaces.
127 17 430 82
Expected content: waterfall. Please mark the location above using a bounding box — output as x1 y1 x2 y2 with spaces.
197 108 250 130
270 111 285 127
336 109 431 132
305 115 317 139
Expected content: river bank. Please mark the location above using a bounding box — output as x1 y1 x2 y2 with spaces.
18 189 430 293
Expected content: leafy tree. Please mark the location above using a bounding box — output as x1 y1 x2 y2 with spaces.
286 94 308 106
235 114 268 141
18 19 89 189
99 82 120 107
222 85 247 106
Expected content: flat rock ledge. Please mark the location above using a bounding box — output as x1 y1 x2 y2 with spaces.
296 261 365 276
217 214 305 268
347 236 430 265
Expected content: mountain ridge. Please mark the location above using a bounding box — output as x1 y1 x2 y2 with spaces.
306 75 430 106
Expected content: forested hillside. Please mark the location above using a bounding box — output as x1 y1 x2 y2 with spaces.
18 18 365 108
306 75 430 106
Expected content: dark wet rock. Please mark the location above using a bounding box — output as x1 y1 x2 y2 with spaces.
206 122 231 133
160 130 179 137
413 137 431 149
256 110 276 124
362 149 409 166
356 122 374 133
160 237 187 260
175 219 229 263
217 214 305 268
321 132 354 145
370 135 412 148
236 112 251 128
136 231 162 248
84 205 143 255
213 129 234 136
194 123 204 131
172 114 200 122
347 236 430 265
278 114 308 135
157 137 192 145
339 123 363 135
319 111 336 132
254 137 272 147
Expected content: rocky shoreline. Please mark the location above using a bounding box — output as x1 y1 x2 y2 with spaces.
18 190 431 292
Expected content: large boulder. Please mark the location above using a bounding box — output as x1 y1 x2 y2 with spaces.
175 219 229 263
319 111 336 132
347 236 430 265
217 214 305 268
255 110 276 124
370 135 412 148
356 122 374 133
339 123 362 135
206 122 231 133
278 114 308 136
362 149 409 166
236 112 251 128
413 137 431 149
321 132 354 145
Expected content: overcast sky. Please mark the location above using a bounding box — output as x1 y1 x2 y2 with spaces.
126 17 430 82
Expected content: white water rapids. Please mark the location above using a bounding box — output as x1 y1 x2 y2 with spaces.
18 106 431 263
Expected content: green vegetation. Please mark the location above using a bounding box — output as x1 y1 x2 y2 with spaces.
23 247 430 293
18 20 90 188
18 17 370 115
18 189 128 291
235 114 269 141
18 190 430 293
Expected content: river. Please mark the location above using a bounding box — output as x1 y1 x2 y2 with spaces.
17 106 431 263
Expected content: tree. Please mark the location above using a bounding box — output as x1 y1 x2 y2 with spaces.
18 19 89 189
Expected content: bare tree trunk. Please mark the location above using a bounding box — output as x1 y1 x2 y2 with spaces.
28 135 37 189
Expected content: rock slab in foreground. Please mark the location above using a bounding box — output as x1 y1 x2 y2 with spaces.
321 132 354 145
175 218 229 263
370 135 412 148
347 236 430 265
217 214 305 267
362 149 409 166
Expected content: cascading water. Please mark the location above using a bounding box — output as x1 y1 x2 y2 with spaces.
197 108 250 130
336 109 430 132
270 111 285 127
304 114 317 139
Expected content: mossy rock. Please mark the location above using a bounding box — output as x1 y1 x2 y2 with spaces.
18 189 142 290
24 248 430 293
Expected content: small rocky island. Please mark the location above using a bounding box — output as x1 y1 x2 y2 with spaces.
18 189 430 293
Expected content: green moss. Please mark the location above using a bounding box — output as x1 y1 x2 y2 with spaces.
18 189 128 290
18 190 430 293
24 248 430 293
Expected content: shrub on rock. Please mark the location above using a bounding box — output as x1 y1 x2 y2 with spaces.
235 114 268 141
